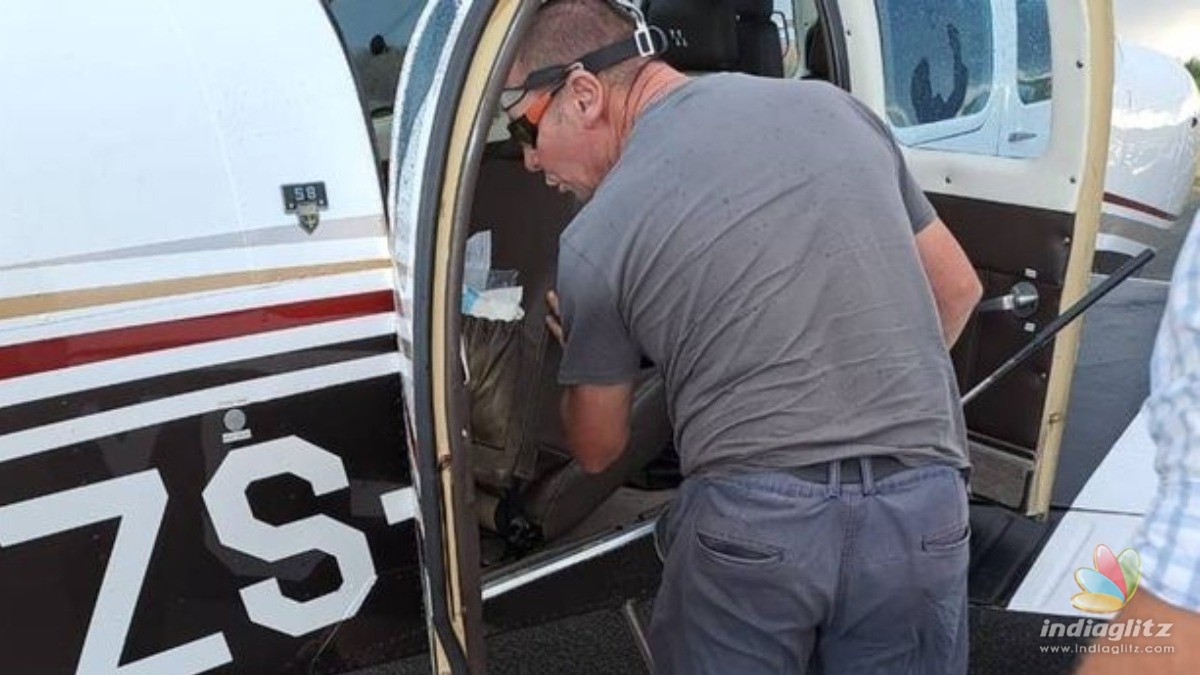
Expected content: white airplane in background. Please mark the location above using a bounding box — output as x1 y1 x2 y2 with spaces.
0 0 1194 673
1099 40 1200 257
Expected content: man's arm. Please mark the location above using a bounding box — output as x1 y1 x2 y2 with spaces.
560 382 634 474
545 289 636 474
915 217 982 347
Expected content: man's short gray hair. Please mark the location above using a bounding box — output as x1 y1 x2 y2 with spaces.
515 0 648 88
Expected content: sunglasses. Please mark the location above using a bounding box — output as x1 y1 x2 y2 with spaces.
505 80 567 148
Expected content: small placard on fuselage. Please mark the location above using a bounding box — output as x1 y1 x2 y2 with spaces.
281 182 328 211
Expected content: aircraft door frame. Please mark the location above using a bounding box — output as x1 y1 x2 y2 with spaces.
388 0 540 671
823 0 1114 516
387 0 489 671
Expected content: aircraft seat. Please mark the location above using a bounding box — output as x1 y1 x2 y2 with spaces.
522 367 670 541
732 0 784 78
466 149 671 548
647 0 784 77
804 21 832 81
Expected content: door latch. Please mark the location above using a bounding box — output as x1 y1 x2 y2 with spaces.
977 281 1039 318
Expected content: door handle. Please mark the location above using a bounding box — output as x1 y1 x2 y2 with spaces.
977 281 1039 318
1007 131 1038 143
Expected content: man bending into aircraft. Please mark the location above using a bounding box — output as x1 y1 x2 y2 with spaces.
501 0 982 672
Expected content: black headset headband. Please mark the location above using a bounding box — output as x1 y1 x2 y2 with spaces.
512 0 667 92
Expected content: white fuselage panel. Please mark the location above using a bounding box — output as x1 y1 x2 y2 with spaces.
0 0 383 273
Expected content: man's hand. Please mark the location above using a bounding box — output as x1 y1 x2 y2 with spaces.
545 290 565 347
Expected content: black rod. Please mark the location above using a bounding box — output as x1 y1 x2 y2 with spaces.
962 248 1155 406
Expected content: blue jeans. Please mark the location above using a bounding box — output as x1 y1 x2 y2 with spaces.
648 460 969 675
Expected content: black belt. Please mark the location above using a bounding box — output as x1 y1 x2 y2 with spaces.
791 456 910 484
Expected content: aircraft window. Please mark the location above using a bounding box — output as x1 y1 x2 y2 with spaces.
1016 0 1052 104
774 0 800 78
874 0 994 128
327 0 426 117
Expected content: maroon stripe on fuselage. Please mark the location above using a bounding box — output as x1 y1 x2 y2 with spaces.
0 335 398 436
1103 192 1177 223
0 291 395 381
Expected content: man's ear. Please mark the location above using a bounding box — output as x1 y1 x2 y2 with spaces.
567 70 606 127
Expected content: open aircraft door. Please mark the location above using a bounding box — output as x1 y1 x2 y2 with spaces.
385 0 536 671
818 0 1114 516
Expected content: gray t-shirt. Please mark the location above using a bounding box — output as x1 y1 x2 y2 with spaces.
557 73 968 477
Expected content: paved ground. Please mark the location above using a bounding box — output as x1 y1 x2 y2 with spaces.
358 601 1087 675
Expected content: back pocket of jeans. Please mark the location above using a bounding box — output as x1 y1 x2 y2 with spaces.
696 531 783 566
921 522 970 555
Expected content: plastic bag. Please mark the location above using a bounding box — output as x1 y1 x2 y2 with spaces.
463 230 524 320
464 230 492 293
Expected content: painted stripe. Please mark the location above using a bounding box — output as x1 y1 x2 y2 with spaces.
0 217 386 272
0 335 398 434
2 239 392 301
1103 191 1177 223
0 353 401 464
0 258 392 321
0 268 395 347
0 291 394 380
0 314 395 409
